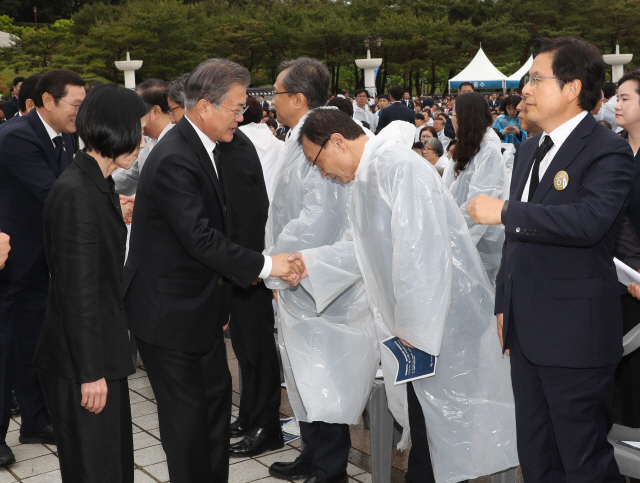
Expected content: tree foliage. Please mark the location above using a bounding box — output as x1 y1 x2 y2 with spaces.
0 0 638 93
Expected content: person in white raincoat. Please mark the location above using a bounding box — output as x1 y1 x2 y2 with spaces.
263 58 379 483
442 93 507 284
289 110 518 483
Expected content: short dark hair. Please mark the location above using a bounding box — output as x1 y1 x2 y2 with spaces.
76 84 150 159
136 78 169 114
12 76 25 87
412 141 423 150
598 120 612 129
298 108 365 147
18 74 42 113
532 36 605 111
265 119 278 130
389 86 404 101
602 81 617 99
326 96 353 117
167 73 188 107
378 94 390 102
33 70 86 108
459 82 475 91
354 88 368 97
618 70 640 100
340 89 349 97
88 81 105 91
238 96 263 126
415 112 425 121
278 57 330 109
500 95 521 113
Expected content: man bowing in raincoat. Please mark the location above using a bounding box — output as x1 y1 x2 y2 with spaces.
287 109 519 483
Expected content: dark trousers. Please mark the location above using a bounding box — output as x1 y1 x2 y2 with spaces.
229 283 280 433
39 368 133 483
0 254 51 444
136 336 231 483
298 421 351 478
508 321 620 483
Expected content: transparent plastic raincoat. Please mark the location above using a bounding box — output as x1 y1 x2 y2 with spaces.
442 131 507 280
263 112 379 424
301 121 518 483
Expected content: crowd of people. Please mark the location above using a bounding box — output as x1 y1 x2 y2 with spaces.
0 34 639 483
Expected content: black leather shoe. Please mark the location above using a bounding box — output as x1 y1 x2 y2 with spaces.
303 473 347 483
0 444 15 466
10 391 19 416
19 424 56 445
230 427 284 457
229 418 250 438
269 458 313 481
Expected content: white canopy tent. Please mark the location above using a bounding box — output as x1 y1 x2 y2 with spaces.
448 46 507 92
506 55 534 89
0 31 17 48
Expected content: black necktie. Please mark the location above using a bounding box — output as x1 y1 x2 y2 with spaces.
528 135 554 202
212 146 226 206
53 136 63 173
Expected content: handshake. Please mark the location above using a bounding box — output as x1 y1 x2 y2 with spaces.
269 252 306 285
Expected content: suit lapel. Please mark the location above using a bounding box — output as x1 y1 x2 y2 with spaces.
28 110 59 176
512 136 539 201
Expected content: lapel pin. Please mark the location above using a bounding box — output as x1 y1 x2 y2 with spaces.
554 171 569 190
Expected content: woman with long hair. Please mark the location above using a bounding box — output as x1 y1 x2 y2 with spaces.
492 94 527 145
443 92 507 284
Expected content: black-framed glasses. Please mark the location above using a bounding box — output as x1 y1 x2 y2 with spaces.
217 104 249 119
57 98 82 110
273 91 293 96
169 105 183 113
312 143 325 166
523 72 559 86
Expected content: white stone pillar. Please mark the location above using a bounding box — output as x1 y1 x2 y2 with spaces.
603 45 633 83
355 50 383 97
115 52 143 90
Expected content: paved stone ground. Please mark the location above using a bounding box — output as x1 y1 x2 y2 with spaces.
0 341 535 483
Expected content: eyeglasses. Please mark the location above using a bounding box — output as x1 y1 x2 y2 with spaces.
169 105 183 113
272 91 293 96
523 72 559 86
217 104 249 119
312 142 326 167
57 98 82 110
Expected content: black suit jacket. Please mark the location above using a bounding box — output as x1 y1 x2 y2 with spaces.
375 102 415 134
124 117 265 354
402 99 414 110
36 151 135 383
2 96 18 120
496 115 635 368
0 109 75 282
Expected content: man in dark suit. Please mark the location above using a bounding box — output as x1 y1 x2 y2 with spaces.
467 37 635 482
2 77 25 120
375 85 415 134
222 106 283 457
401 91 414 109
0 70 86 466
124 58 301 483
0 74 42 133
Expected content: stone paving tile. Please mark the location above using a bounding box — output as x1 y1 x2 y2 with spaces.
228 459 270 483
143 461 169 482
255 447 300 467
347 462 366 476
129 391 147 404
128 377 152 391
135 387 155 400
132 423 144 434
4 432 21 447
148 428 161 439
128 368 148 380
354 473 372 483
10 417 20 426
20 470 62 483
11 445 51 463
7 420 19 433
132 413 160 431
134 445 167 467
133 431 161 451
130 401 158 419
0 467 17 482
9 454 59 480
133 469 157 483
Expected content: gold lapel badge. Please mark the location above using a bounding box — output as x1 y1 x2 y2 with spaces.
554 171 569 191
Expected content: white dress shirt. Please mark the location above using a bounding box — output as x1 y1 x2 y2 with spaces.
520 110 588 202
184 115 272 278
36 110 60 147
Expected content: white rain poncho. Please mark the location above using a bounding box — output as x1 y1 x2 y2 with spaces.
263 112 379 424
301 121 518 483
442 130 507 280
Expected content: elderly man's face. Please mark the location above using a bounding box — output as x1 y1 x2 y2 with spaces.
356 92 368 109
302 135 354 184
200 84 247 142
272 69 298 127
168 96 184 124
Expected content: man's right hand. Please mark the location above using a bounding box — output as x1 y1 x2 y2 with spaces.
0 232 10 269
496 313 509 356
81 377 108 414
270 253 304 280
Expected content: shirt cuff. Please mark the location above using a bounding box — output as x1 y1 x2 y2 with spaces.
501 200 509 225
259 255 272 280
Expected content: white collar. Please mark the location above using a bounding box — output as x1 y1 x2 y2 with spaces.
36 109 60 141
541 110 589 149
184 114 216 159
157 121 173 142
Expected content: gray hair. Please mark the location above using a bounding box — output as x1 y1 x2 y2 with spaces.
424 136 444 157
277 57 330 109
184 58 251 111
167 73 188 107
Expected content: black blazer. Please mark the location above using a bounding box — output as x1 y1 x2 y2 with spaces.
0 109 75 282
218 129 269 252
124 117 265 354
35 151 135 383
375 102 415 134
2 96 18 120
496 115 635 368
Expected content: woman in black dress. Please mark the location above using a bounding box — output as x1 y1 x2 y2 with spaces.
35 84 149 483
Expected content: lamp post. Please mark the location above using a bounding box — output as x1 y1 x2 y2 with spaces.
33 6 37 32
356 33 382 97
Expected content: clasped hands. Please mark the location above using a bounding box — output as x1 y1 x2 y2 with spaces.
119 195 135 225
269 252 307 285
